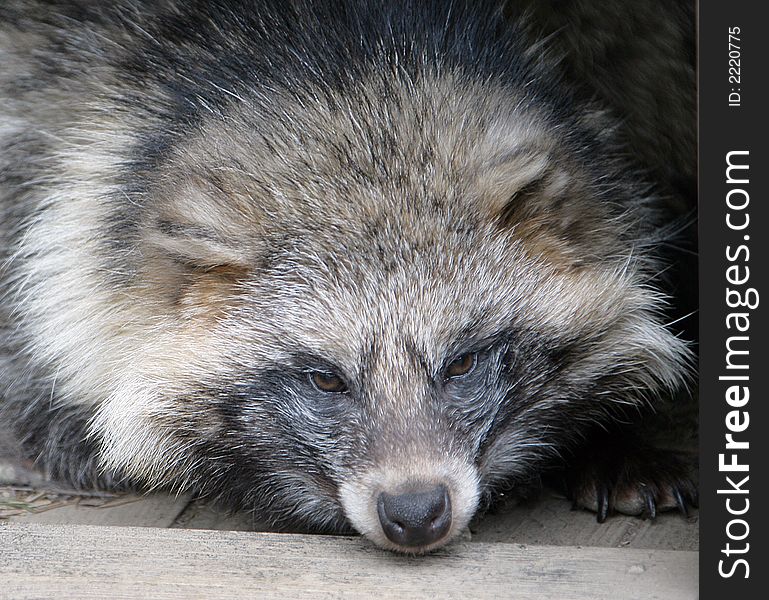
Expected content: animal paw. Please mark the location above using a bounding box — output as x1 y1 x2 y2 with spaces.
565 441 698 523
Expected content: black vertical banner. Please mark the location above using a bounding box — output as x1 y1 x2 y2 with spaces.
699 1 768 597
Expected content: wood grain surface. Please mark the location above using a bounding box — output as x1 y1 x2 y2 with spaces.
1 522 697 600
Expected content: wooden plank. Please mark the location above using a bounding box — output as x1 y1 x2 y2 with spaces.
1 452 191 528
5 492 191 528
471 491 699 551
170 499 275 532
170 489 699 551
1 448 698 550
1 523 697 600
170 493 699 551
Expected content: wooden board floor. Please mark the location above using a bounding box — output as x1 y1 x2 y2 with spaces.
2 523 696 600
0 453 699 551
0 440 698 598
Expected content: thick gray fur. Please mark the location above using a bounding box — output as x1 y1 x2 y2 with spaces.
0 0 695 552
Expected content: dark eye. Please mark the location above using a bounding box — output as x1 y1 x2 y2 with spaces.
309 370 348 393
444 352 478 379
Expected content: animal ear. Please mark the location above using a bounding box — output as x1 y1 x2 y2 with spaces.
142 174 260 270
475 150 615 268
475 151 570 230
138 174 264 316
474 106 618 235
494 175 550 230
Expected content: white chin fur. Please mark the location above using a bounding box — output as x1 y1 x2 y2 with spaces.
338 458 480 553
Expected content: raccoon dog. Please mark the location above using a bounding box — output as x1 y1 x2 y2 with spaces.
0 0 696 553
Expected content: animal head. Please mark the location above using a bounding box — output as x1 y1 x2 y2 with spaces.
77 73 690 552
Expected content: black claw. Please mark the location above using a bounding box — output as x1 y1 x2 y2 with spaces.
641 487 656 520
689 487 699 509
672 487 689 518
596 485 609 523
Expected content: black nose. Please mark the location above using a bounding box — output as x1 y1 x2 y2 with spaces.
377 484 452 547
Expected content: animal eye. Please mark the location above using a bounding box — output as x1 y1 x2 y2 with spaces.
309 370 348 393
444 352 477 379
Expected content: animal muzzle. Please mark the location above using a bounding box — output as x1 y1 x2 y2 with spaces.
376 484 452 547
338 458 480 553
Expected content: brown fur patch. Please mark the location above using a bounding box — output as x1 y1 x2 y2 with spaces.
176 264 248 322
